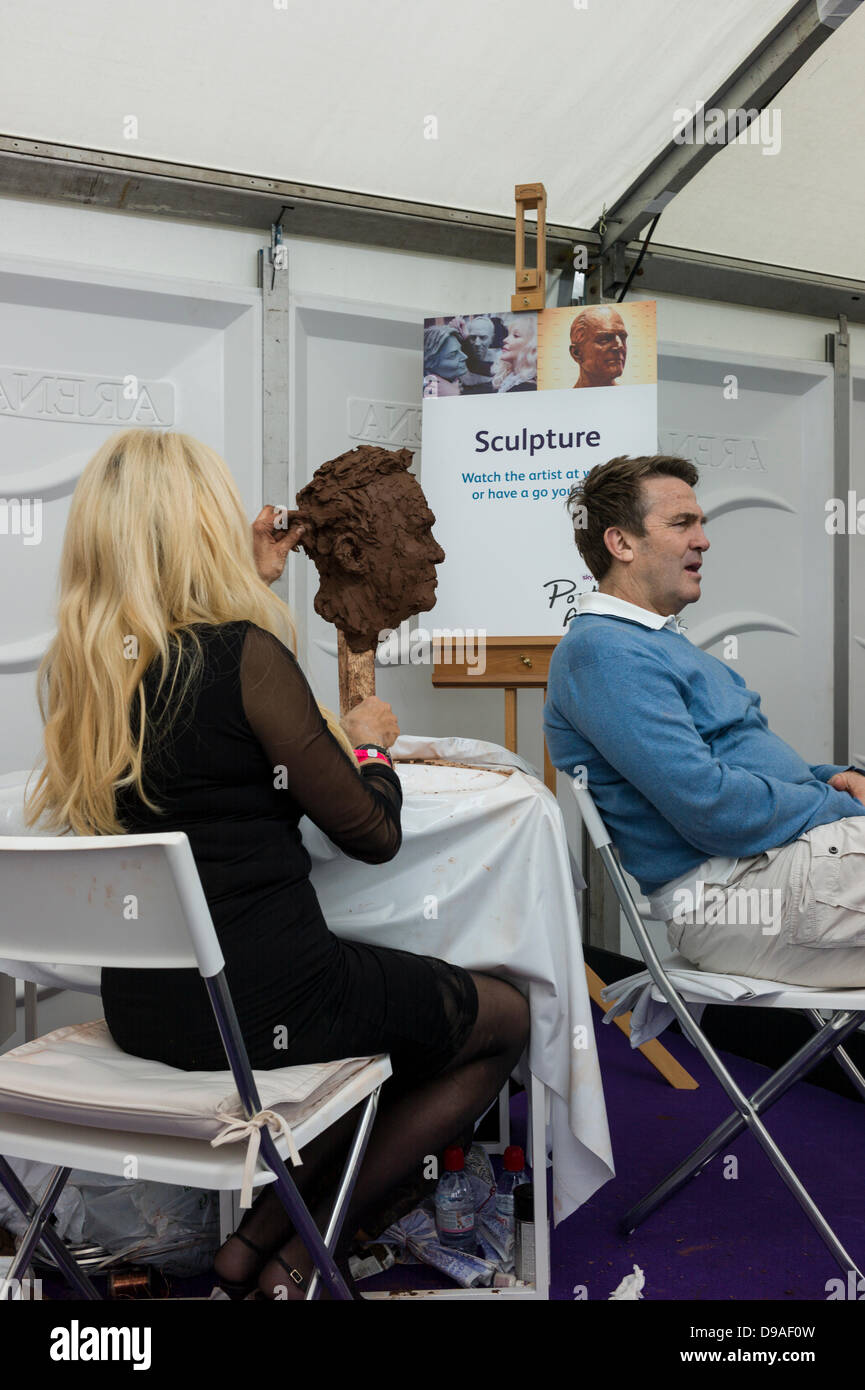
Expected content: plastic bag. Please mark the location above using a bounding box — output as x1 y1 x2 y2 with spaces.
0 1156 219 1276
78 1179 220 1276
0 1157 93 1243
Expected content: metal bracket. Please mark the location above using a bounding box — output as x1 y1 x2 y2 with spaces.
826 313 852 763
266 205 293 289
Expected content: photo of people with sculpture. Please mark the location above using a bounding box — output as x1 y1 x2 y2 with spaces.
424 301 655 397
423 313 537 397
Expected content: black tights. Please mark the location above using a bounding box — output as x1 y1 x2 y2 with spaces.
213 970 530 1297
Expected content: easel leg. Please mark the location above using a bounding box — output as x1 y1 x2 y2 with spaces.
585 965 698 1090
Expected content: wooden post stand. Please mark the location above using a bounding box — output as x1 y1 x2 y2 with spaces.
337 630 376 716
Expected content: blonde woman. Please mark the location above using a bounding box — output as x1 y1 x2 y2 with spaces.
491 314 538 393
26 430 528 1300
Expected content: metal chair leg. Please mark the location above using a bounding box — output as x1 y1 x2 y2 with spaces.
805 1008 865 1104
1 1165 70 1299
306 1087 381 1300
622 1011 865 1278
0 1154 100 1300
257 1128 353 1300
625 1009 865 1232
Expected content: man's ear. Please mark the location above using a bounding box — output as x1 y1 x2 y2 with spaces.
603 526 633 564
333 532 371 575
569 343 580 363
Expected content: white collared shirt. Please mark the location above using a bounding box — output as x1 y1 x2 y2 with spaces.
573 589 739 923
573 589 689 635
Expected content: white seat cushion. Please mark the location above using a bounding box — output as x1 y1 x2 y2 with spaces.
0 1018 380 1139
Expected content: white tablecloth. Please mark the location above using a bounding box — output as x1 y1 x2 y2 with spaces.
0 737 614 1224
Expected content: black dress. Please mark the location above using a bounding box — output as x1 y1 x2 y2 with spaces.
101 621 478 1079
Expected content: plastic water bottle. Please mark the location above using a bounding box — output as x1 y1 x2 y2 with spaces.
434 1146 477 1253
495 1145 527 1225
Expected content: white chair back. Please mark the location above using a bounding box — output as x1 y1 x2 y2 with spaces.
0 834 224 978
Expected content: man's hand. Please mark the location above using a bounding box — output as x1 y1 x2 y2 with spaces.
828 769 865 806
252 506 305 586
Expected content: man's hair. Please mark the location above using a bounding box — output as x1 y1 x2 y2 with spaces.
567 454 699 580
296 445 413 555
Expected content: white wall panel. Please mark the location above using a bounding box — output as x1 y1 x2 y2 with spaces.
0 254 260 775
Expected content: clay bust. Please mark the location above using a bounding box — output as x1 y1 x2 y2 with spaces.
570 306 628 388
296 445 445 652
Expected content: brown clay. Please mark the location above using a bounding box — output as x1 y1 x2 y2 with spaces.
296 446 445 653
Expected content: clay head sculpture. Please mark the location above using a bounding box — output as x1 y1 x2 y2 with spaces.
296 445 446 653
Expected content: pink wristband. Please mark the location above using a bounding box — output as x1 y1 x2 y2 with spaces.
354 746 393 769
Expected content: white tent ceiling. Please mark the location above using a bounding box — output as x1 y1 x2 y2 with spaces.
0 0 861 278
661 3 862 278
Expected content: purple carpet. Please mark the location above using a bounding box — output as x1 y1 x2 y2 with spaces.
543 1015 865 1301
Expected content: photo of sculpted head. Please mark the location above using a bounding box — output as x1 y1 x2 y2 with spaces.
296 445 446 652
570 306 628 388
423 324 468 396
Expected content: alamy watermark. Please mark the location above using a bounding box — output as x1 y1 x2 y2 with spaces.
673 101 781 157
0 497 42 545
377 620 486 675
672 881 783 935
826 492 865 534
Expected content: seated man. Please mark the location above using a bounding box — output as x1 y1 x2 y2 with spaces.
543 453 865 987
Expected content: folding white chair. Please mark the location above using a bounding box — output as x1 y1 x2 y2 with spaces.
0 831 392 1301
572 777 865 1281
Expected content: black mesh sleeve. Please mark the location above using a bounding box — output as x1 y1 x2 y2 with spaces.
239 623 402 864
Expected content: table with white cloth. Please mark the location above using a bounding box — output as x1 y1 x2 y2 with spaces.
0 738 614 1226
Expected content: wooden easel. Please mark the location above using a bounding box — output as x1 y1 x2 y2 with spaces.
429 183 697 1092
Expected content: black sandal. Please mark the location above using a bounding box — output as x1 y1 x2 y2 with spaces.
214 1229 270 1301
256 1252 357 1301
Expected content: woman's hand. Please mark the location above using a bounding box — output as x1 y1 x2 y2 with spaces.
341 696 400 752
252 506 306 586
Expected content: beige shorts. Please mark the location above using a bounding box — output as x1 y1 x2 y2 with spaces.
666 816 865 987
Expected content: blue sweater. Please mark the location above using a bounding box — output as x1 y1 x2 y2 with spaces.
543 614 865 897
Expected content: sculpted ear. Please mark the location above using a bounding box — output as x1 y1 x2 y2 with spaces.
333 532 371 575
569 342 581 362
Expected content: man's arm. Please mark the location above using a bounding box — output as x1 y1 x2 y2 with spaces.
554 648 863 856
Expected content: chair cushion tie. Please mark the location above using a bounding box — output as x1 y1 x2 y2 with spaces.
211 1109 302 1208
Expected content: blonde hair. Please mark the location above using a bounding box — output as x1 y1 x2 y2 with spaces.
492 314 538 391
25 429 356 836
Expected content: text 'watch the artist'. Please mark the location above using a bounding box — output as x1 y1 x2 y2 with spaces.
354 745 394 769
